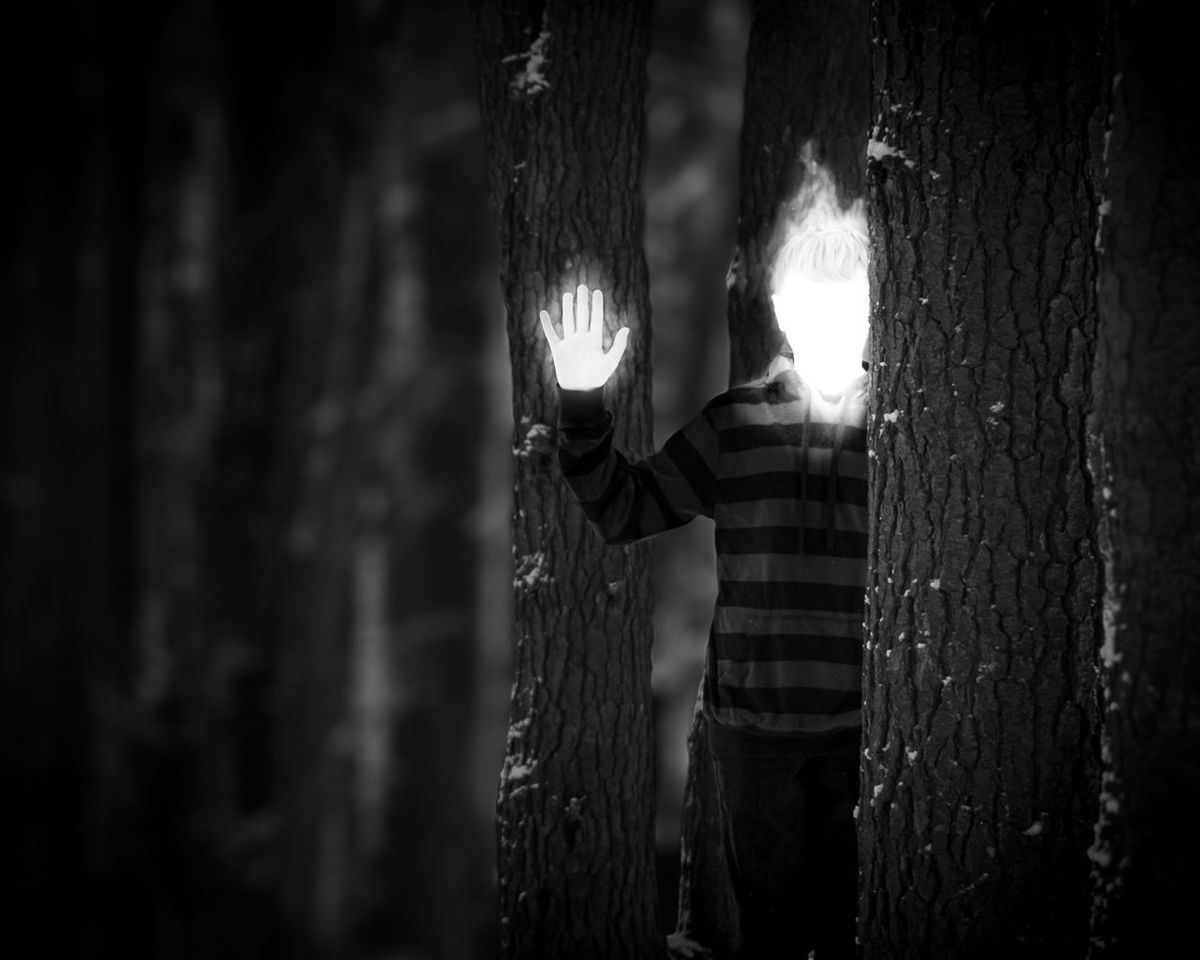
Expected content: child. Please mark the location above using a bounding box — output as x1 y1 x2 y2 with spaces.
541 218 869 959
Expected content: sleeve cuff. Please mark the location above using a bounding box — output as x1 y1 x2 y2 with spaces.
558 386 606 427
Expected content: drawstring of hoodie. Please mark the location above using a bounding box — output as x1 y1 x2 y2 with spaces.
825 390 850 551
798 384 812 555
792 373 856 554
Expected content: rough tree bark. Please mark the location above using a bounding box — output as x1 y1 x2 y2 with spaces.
672 1 869 954
861 1 1104 956
470 2 663 958
1086 3 1200 956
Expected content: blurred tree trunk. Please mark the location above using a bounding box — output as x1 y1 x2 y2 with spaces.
860 1 1104 956
364 5 498 956
218 4 492 958
4 3 150 955
1086 3 1200 956
470 1 663 957
210 6 407 956
134 4 242 955
6 3 498 958
672 1 869 955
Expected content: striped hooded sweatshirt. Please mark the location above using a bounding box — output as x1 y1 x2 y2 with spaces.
559 357 868 756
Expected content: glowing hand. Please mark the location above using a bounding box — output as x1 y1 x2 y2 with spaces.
539 284 630 391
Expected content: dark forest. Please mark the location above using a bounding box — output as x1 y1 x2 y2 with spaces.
4 1 1197 959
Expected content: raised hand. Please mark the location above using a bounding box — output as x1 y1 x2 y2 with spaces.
539 284 630 391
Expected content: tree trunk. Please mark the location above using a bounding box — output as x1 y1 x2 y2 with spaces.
1086 3 1200 956
7 4 501 957
861 1 1104 956
3 3 149 954
133 5 239 954
673 2 869 955
364 5 498 954
216 6 495 957
470 2 663 957
211 8 405 956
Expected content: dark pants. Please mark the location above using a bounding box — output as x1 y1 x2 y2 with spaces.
712 750 859 960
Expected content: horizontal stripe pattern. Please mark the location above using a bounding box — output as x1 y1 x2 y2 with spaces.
714 631 862 666
718 552 866 586
715 472 867 505
716 525 868 557
713 704 864 735
720 444 868 480
718 580 863 613
721 421 868 454
715 499 869 534
716 658 861 691
712 604 863 634
718 684 862 717
559 366 869 746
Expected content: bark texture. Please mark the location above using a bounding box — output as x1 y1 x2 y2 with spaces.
673 2 869 955
1086 3 1200 956
861 2 1104 956
470 2 663 957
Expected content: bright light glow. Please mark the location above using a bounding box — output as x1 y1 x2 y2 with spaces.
772 270 869 397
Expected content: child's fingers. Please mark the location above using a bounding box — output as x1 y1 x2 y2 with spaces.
608 326 630 364
562 290 575 336
600 326 630 384
575 283 588 334
590 288 604 341
539 309 558 346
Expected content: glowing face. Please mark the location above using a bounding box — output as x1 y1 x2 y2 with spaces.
771 270 870 396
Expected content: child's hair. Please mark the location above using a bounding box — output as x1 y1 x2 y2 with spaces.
771 219 869 291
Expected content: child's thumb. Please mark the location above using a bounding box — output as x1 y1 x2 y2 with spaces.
609 326 630 361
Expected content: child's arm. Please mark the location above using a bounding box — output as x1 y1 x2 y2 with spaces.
542 285 717 544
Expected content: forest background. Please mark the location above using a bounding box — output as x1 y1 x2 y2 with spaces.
5 0 741 957
6 0 1198 958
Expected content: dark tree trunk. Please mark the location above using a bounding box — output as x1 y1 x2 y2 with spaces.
4 3 150 955
6 3 500 957
218 5 494 957
861 1 1104 956
470 1 663 957
365 5 497 955
212 7 410 956
1086 3 1200 956
672 2 869 955
133 4 239 955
